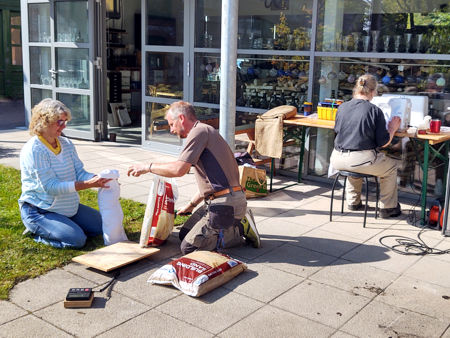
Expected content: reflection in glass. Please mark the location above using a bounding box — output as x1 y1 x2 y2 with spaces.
56 48 89 89
316 0 450 54
313 57 449 117
10 13 20 25
57 93 90 128
145 102 182 146
55 1 89 43
11 28 21 44
28 4 50 43
238 1 312 51
30 47 51 85
236 54 309 111
146 0 183 46
11 47 22 66
194 53 221 104
195 0 221 48
31 88 52 108
145 52 183 98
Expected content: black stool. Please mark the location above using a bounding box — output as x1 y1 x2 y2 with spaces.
330 171 379 228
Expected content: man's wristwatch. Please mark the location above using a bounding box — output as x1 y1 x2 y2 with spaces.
189 200 197 208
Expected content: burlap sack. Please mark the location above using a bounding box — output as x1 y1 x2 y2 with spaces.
255 105 297 158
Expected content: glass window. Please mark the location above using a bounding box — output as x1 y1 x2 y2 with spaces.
57 93 90 128
29 47 51 85
31 88 52 108
11 28 21 45
308 56 450 178
195 0 221 48
237 54 309 111
238 0 312 50
28 4 50 43
316 0 450 54
146 0 184 46
10 13 20 26
55 1 89 43
194 53 221 104
312 57 450 112
56 48 90 89
11 47 22 66
145 102 182 145
145 52 183 99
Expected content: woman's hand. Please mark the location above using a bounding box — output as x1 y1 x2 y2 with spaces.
388 116 401 133
127 163 150 177
75 176 111 191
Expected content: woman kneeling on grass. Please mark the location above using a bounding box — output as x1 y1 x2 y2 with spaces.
18 99 111 248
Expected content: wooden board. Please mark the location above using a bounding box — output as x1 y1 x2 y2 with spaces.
72 241 160 272
64 293 94 308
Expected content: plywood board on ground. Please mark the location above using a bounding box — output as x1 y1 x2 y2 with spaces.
72 241 160 272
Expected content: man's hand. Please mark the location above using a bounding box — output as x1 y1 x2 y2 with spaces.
127 163 150 177
177 203 195 216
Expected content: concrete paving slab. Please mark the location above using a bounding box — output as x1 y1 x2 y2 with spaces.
97 309 213 338
340 300 449 338
256 216 313 240
330 331 358 338
224 239 283 261
156 287 263 335
9 269 94 312
222 262 304 303
377 275 450 321
0 300 27 325
290 229 363 257
219 304 334 338
272 208 337 227
36 291 150 337
113 263 181 307
253 243 337 277
309 259 399 298
0 314 72 338
318 218 385 241
270 280 371 329
63 262 116 285
341 240 421 274
403 255 450 288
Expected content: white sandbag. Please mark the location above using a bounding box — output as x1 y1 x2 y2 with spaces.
98 169 128 245
140 175 178 247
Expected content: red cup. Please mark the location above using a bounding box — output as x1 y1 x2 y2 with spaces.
430 119 441 133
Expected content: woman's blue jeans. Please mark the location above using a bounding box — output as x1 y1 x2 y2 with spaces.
20 202 102 249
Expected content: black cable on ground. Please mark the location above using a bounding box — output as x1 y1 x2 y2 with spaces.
93 271 120 296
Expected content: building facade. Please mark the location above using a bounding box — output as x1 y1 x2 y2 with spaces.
20 0 449 185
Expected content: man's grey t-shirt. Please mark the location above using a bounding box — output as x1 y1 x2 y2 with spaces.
334 99 389 151
179 121 240 197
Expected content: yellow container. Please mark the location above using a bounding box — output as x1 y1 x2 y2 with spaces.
331 108 338 120
317 106 325 119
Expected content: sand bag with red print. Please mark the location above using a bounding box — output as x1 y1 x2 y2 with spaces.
140 175 178 247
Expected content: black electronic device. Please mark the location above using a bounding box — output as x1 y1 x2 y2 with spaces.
66 288 93 301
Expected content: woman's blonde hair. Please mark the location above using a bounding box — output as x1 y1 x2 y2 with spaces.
353 74 378 97
29 99 71 136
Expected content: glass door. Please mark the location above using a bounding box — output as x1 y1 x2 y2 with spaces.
22 0 100 140
142 0 188 153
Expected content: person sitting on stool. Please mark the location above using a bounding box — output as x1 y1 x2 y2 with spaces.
330 74 402 218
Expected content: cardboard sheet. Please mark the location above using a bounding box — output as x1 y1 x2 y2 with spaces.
72 241 160 272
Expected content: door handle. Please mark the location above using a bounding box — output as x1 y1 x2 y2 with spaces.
49 69 57 79
187 61 190 77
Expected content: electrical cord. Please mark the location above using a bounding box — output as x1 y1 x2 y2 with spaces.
379 227 450 256
93 271 120 295
379 204 450 256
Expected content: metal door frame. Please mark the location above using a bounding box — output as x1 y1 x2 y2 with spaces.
21 0 102 141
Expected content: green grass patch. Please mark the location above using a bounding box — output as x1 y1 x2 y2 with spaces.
0 165 189 300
